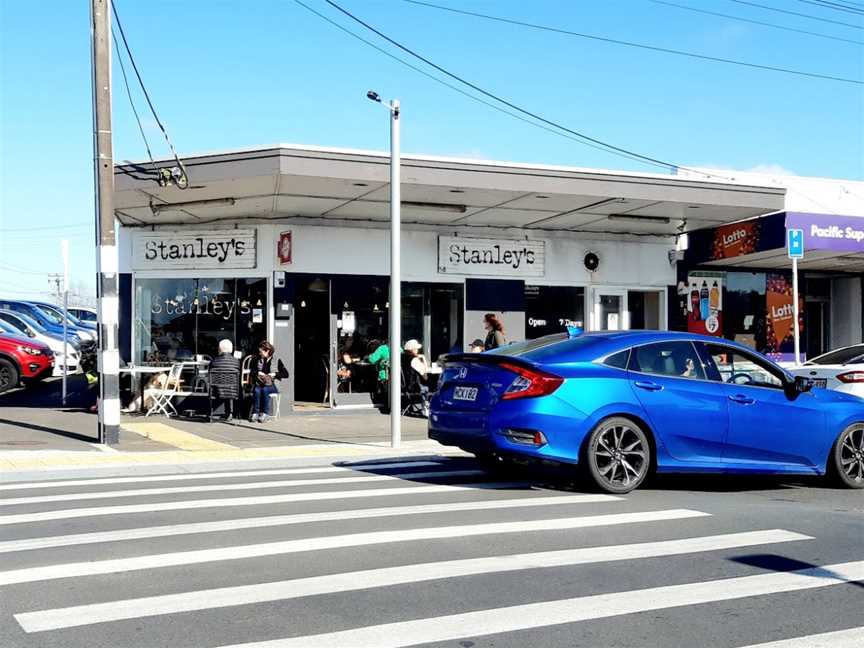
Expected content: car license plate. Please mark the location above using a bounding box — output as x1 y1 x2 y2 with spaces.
453 386 479 401
811 379 827 388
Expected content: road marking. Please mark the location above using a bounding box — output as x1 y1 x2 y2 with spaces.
0 470 485 506
207 560 864 648
737 626 864 647
0 482 525 526
122 422 235 451
0 460 444 491
0 494 619 554
0 509 708 586
14 529 808 633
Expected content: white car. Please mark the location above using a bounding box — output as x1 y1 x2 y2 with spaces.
788 344 864 400
0 313 79 376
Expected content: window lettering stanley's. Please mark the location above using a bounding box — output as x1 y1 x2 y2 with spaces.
143 237 248 264
448 243 536 270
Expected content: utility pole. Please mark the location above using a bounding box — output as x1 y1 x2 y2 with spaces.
91 0 120 444
61 240 69 407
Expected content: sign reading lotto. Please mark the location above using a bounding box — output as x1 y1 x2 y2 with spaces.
785 212 864 253
438 236 545 277
709 220 761 260
132 230 257 270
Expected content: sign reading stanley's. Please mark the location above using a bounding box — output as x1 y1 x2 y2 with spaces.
133 230 257 270
438 236 545 277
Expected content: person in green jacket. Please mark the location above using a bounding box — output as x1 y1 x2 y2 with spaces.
365 339 390 383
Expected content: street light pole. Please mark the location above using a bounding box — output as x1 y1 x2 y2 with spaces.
91 0 120 444
368 91 401 449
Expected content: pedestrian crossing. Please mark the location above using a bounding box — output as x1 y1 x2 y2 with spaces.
1 456 861 648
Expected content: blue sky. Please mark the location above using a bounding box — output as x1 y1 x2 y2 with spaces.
1 0 862 297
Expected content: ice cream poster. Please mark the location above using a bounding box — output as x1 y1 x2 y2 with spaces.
686 271 724 337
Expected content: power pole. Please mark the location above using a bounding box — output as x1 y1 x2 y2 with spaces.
91 0 120 444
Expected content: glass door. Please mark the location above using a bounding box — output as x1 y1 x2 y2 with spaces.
591 289 628 331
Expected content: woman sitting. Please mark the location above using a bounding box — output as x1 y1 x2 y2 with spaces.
250 340 278 423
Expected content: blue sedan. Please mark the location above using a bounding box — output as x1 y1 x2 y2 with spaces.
430 331 864 493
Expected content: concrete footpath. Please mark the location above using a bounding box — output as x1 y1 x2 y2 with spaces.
0 376 462 483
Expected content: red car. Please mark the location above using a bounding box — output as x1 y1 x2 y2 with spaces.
0 333 54 394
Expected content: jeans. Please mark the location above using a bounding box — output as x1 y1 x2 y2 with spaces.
252 384 278 416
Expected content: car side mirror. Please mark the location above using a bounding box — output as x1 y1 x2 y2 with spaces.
793 375 814 394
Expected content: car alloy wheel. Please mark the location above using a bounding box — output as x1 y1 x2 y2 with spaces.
834 424 864 489
586 417 651 494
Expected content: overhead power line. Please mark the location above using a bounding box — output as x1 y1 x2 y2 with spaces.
291 0 661 168
724 0 864 30
794 0 864 16
646 0 863 45
111 1 189 188
0 263 52 276
402 0 862 85
0 223 90 232
112 25 157 175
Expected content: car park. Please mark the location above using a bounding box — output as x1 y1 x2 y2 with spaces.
28 301 98 334
0 300 89 343
68 306 97 324
430 330 864 493
0 311 79 376
788 344 864 400
0 332 54 394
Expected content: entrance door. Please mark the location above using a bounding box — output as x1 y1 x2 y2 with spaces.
591 289 627 331
293 276 332 408
805 300 829 361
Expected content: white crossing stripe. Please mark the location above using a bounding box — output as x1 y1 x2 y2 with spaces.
737 626 864 648
14 529 809 633
209 560 864 648
0 494 619 554
0 509 708 586
0 482 524 526
0 460 444 491
0 470 484 507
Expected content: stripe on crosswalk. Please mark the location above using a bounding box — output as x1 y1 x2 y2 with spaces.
0 493 620 554
0 509 708 586
0 460 444 491
206 560 864 648
737 626 864 648
0 482 525 526
0 470 484 507
14 529 809 633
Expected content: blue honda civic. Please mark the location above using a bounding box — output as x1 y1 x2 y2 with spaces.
429 331 864 493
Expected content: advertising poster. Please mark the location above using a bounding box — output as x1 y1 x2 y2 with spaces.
709 221 761 261
764 273 804 361
686 271 724 337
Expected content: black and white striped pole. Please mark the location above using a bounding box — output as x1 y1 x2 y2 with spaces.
91 0 120 444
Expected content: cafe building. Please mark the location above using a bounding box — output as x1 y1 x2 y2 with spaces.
114 144 785 411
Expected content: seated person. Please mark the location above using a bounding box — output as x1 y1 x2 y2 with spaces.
209 339 241 420
402 339 430 417
250 340 279 423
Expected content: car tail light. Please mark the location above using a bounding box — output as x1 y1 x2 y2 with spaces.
837 371 864 384
499 362 563 400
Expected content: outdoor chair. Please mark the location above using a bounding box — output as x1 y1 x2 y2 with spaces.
209 363 241 424
145 362 185 417
401 354 429 418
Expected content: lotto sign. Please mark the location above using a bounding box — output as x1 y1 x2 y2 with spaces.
787 228 804 259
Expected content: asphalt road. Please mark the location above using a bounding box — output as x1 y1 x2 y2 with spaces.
0 457 861 648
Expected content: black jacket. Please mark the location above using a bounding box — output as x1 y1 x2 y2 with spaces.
209 353 241 399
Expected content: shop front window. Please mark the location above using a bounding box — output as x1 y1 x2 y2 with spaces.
525 285 584 338
134 278 267 363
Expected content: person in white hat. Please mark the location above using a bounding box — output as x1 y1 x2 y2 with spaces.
402 339 430 417
403 339 429 377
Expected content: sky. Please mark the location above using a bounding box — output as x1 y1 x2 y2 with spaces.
1 0 862 299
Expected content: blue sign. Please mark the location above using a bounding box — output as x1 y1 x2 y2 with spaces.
787 228 804 259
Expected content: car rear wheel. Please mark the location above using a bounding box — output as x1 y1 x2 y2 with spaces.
585 417 651 494
830 424 864 489
0 358 19 394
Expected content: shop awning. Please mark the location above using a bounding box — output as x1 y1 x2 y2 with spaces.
686 211 864 272
114 144 784 237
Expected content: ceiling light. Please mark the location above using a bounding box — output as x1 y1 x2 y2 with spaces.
353 182 368 187
607 214 671 225
688 205 701 209
401 201 466 213
449 189 465 194
150 197 236 215
535 195 549 199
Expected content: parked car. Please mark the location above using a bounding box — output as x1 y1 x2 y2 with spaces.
0 300 88 343
788 344 864 400
28 301 98 334
430 330 864 493
0 311 79 376
0 332 53 394
68 307 97 324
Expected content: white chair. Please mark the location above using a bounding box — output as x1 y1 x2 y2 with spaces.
146 363 184 417
268 392 282 420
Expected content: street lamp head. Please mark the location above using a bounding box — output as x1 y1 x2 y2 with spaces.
366 90 381 103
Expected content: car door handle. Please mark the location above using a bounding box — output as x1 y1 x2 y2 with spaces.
728 394 755 405
634 381 663 392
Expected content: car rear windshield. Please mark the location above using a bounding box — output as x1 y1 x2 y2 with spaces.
489 334 608 363
809 346 864 365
